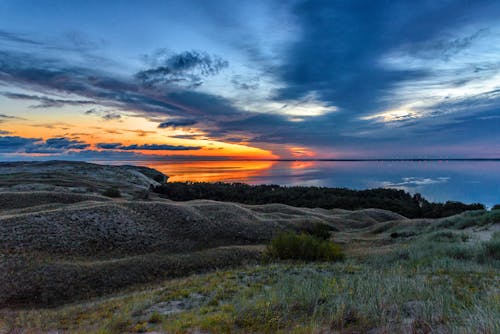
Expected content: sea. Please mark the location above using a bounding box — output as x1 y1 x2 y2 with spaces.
98 160 500 208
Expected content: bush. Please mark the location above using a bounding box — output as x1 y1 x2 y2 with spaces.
303 223 332 240
148 312 162 324
427 231 469 243
390 231 416 239
482 238 500 260
492 204 500 210
103 187 121 198
266 232 344 261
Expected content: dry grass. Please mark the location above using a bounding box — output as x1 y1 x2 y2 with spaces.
0 189 403 308
0 162 498 333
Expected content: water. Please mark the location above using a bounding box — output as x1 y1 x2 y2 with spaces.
102 160 500 207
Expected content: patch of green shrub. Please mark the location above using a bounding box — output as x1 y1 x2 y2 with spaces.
106 315 131 334
148 312 162 324
481 238 500 260
427 231 469 243
266 232 344 261
303 223 332 240
491 204 500 210
103 187 121 198
390 231 416 239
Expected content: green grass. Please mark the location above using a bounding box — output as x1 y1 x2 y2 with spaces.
266 232 345 261
481 232 500 261
438 209 500 229
2 211 499 333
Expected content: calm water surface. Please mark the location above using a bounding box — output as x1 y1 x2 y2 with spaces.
101 160 499 207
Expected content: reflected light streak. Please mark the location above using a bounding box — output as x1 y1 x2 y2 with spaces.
144 160 277 183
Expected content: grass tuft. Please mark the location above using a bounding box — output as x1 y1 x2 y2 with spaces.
266 232 345 262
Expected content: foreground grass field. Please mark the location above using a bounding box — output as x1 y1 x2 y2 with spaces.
2 210 499 333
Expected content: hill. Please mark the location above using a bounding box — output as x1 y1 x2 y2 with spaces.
0 160 166 199
154 182 485 218
0 161 498 333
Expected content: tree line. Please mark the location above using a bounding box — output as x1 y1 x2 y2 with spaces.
153 182 485 218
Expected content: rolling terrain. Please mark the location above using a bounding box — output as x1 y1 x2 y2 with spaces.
0 161 498 333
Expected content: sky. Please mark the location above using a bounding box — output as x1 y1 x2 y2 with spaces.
1 0 500 161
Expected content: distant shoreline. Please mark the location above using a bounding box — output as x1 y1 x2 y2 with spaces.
241 158 500 162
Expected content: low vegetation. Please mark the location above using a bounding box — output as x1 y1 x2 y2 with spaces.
4 234 498 333
266 232 345 261
482 232 500 260
0 165 498 333
102 186 121 198
154 182 484 218
302 222 333 240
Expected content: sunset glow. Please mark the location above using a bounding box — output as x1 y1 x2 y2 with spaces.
1 1 499 161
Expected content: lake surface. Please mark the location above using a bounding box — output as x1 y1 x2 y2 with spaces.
103 160 499 207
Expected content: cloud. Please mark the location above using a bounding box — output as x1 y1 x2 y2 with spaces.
97 142 201 151
85 108 122 121
400 28 489 61
231 75 259 90
101 112 121 120
382 177 450 188
124 129 156 137
158 119 197 128
29 122 71 130
136 50 228 89
96 143 121 149
0 136 91 154
2 92 95 108
168 134 203 140
24 137 90 153
0 136 41 152
2 4 500 160
0 130 11 135
0 30 41 45
0 113 24 120
0 48 239 122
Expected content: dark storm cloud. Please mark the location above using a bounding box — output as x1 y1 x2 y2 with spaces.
96 143 121 149
158 119 197 128
136 50 228 89
85 108 122 121
273 0 500 116
0 49 240 123
25 137 90 153
2 92 95 108
2 0 500 160
0 136 91 154
0 136 40 152
97 142 201 151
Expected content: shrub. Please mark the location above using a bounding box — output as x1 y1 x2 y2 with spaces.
103 187 121 198
148 312 162 324
492 204 500 210
390 231 416 239
131 322 148 333
427 231 469 243
266 232 344 261
303 223 332 240
482 238 500 260
106 315 131 334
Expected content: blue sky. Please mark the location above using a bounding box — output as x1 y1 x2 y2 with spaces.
0 0 500 160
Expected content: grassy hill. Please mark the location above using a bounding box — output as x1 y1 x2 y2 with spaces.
0 162 498 333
